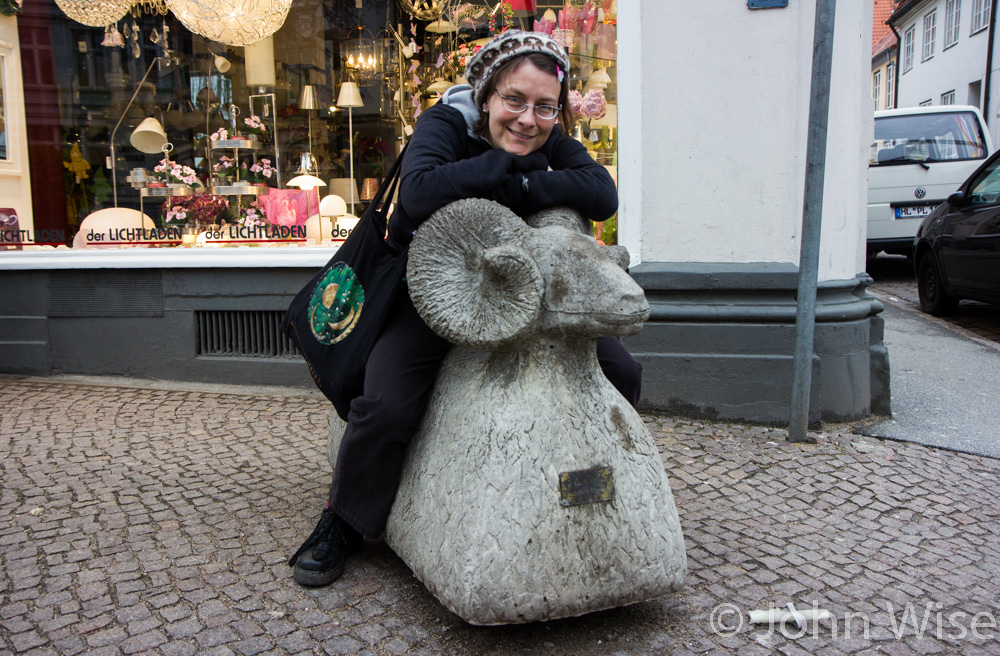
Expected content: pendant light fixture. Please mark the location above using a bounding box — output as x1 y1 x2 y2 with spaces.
165 0 293 47
55 0 132 27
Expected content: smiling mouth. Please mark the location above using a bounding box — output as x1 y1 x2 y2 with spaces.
508 128 536 140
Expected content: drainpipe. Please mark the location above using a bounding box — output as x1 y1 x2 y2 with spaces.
983 0 998 126
889 21 902 109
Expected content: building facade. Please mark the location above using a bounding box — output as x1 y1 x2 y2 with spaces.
889 0 994 111
1 0 885 425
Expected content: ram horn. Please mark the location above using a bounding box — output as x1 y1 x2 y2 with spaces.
408 199 544 350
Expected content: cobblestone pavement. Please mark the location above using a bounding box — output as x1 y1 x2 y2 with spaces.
3 375 1000 656
866 255 1000 346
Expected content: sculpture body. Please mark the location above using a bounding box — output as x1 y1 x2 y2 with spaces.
330 200 686 624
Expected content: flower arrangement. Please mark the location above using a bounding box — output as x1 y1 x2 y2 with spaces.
489 0 514 34
235 201 265 228
213 155 237 180
154 159 203 187
210 127 230 142
242 114 268 138
570 88 607 120
162 195 229 227
0 0 22 16
246 158 277 185
357 139 393 177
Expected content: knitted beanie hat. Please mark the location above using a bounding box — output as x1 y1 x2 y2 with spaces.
465 30 570 107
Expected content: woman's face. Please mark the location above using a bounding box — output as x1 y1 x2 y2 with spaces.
483 60 562 157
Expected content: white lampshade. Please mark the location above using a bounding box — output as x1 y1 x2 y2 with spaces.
130 117 169 154
245 36 277 88
214 54 232 73
329 178 359 205
336 82 363 108
287 174 327 190
427 78 455 94
425 18 457 32
320 194 347 217
586 68 611 90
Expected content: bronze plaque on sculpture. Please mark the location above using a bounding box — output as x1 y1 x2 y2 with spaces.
559 466 615 507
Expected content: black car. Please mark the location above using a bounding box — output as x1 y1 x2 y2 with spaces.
913 149 1000 316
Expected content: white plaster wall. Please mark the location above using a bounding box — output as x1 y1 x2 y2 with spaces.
0 16 33 233
619 0 872 281
895 0 991 109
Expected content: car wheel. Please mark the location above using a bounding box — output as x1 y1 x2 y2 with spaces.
917 255 958 316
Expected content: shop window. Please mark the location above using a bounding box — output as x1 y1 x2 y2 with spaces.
11 0 619 250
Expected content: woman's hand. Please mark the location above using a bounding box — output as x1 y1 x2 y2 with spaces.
509 151 549 174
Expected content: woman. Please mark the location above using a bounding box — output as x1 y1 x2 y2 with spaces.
288 29 642 587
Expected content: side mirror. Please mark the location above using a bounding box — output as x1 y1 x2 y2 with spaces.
946 190 965 207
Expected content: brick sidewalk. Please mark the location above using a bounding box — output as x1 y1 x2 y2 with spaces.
2 376 999 656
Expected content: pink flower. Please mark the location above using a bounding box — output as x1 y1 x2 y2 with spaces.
533 18 555 34
580 88 607 120
569 90 583 117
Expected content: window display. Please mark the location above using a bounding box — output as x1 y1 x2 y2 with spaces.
7 0 617 251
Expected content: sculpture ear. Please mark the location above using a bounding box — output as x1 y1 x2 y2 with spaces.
408 199 543 350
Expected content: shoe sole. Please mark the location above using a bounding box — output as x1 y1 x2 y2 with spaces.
292 560 346 587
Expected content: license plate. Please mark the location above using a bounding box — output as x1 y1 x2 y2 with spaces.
895 205 933 219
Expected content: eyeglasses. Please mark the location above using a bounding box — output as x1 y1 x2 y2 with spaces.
495 91 561 121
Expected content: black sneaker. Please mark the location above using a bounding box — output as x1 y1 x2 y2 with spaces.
288 508 362 587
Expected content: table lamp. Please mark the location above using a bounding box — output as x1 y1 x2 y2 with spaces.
336 81 363 214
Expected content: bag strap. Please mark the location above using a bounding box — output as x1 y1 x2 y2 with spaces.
369 143 409 234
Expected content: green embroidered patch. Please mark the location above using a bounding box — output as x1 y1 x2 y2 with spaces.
309 263 365 345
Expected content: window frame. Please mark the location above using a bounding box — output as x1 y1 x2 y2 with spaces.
923 10 937 61
903 25 915 72
873 70 882 111
886 62 896 109
944 0 961 49
971 0 990 33
941 90 956 105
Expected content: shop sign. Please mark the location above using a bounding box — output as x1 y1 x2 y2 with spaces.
748 0 788 7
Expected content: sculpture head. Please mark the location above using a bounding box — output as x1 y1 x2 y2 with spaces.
407 199 650 350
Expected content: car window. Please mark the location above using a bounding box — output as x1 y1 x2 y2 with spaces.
968 159 1000 206
870 111 989 165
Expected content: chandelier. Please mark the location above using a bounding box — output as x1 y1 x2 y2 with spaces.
130 0 169 15
341 27 380 81
397 0 452 21
165 0 293 47
55 0 132 27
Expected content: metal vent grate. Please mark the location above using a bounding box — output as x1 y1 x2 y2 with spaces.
49 271 163 317
196 310 300 358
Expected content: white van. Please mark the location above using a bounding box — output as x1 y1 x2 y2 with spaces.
868 105 993 257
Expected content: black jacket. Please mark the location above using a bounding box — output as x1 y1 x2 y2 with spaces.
387 102 618 250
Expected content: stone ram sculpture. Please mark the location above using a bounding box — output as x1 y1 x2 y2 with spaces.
329 199 686 625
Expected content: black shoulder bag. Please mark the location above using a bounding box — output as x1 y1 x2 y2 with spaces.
280 145 409 420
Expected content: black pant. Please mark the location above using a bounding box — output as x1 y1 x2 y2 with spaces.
328 289 643 538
